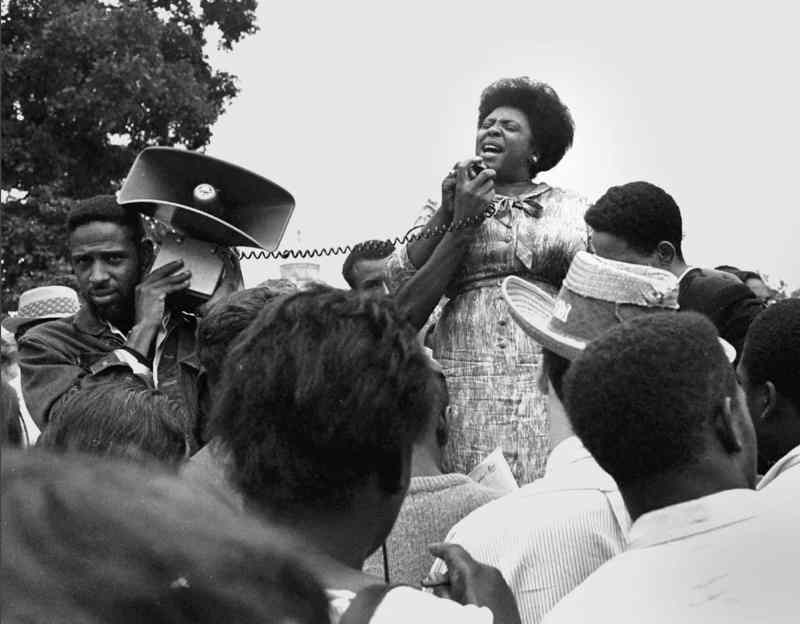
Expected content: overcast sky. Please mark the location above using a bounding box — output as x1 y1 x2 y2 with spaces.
205 0 799 290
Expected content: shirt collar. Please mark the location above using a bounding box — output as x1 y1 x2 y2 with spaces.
628 488 759 550
545 435 592 473
757 444 800 489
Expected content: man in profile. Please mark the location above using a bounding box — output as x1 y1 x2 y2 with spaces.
584 181 764 357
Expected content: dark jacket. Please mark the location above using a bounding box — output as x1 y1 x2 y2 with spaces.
17 306 202 448
678 267 765 359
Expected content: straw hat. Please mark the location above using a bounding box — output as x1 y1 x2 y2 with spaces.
503 251 735 362
3 286 81 334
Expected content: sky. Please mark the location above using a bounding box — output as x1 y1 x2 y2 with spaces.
204 0 799 291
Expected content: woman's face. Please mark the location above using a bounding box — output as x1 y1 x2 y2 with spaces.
475 106 535 181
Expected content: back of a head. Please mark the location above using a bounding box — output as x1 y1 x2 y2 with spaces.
585 181 684 258
197 285 297 388
341 240 395 288
37 380 189 465
564 312 736 487
1 450 329 624
67 195 144 241
210 286 434 517
741 299 800 412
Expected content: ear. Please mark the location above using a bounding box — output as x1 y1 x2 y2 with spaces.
712 396 746 454
655 241 676 267
759 381 778 422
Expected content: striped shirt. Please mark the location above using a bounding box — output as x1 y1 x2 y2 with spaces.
544 488 800 623
432 436 629 624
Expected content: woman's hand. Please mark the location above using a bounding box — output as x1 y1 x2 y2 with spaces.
424 543 521 624
441 168 458 216
452 158 495 225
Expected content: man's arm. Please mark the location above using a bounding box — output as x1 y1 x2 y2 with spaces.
18 332 153 428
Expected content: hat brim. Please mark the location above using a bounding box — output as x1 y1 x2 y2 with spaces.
502 276 737 364
2 313 70 333
502 276 586 361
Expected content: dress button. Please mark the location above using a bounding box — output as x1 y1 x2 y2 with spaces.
498 341 507 349
499 319 507 326
504 235 513 243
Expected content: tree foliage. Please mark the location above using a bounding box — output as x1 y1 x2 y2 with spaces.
1 0 258 307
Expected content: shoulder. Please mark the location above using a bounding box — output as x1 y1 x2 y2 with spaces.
680 268 758 306
17 316 79 349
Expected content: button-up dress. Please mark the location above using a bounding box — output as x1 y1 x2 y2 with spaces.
386 182 587 483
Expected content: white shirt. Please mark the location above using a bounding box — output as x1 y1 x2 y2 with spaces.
326 587 492 624
432 436 630 624
757 443 800 491
544 488 800 624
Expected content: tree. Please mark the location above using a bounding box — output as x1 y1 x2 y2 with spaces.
1 0 258 307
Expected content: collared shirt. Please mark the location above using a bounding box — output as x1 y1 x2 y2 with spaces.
432 436 630 624
544 488 800 624
757 443 800 495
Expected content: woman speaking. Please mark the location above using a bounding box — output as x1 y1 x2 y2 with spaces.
387 77 587 483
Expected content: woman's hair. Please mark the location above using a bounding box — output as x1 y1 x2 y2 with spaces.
37 379 189 465
210 286 435 517
478 76 575 175
1 450 330 624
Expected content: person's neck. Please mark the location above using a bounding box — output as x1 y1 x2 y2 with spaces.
548 389 574 450
494 176 536 198
411 443 443 478
277 511 378 571
620 458 752 522
668 258 689 279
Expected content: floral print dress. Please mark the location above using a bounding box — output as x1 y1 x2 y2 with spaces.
386 182 587 483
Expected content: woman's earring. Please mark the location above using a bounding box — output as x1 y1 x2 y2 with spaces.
529 154 539 165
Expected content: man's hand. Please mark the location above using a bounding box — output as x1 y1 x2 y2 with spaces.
425 543 521 624
125 260 191 359
452 158 496 224
134 260 192 328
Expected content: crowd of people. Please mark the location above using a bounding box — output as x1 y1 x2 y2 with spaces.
2 76 798 623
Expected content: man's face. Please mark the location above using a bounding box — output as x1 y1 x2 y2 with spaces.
70 221 142 326
351 257 389 293
588 229 659 267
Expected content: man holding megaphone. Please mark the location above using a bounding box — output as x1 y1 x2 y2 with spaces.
17 149 295 450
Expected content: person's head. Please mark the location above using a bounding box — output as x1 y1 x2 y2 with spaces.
67 195 148 328
197 285 297 390
1 380 23 448
738 271 772 302
341 240 395 291
564 312 756 517
1 450 329 624
477 77 574 182
37 380 189 465
738 299 800 473
210 286 435 558
585 181 685 272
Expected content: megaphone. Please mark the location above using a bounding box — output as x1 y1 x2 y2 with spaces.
118 147 295 309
